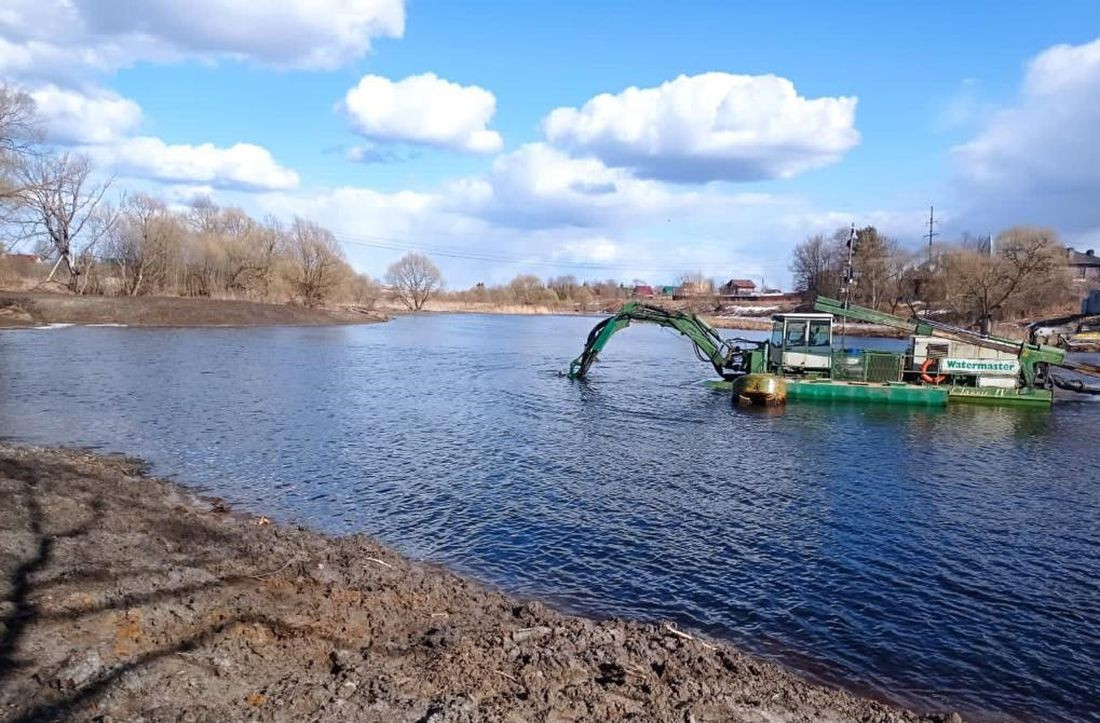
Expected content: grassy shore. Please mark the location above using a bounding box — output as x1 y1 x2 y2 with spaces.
0 444 964 722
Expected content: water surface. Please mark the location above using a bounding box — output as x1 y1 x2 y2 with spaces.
1 314 1097 722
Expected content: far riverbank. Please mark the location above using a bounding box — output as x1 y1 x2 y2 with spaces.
0 291 386 328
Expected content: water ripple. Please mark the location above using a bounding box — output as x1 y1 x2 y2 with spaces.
1 316 1098 722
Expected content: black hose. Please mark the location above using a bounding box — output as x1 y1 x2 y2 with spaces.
1050 373 1100 395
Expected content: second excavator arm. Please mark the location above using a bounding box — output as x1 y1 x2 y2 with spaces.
567 301 762 380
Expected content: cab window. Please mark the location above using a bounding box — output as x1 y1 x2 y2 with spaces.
809 320 831 348
785 321 807 346
770 321 784 347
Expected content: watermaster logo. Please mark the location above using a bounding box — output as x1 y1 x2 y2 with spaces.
942 358 1020 375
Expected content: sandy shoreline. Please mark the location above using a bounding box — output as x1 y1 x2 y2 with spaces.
0 443 964 722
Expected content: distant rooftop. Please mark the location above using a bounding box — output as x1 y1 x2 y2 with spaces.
1067 248 1100 266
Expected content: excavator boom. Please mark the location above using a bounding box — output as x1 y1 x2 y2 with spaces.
567 302 762 380
814 295 1100 389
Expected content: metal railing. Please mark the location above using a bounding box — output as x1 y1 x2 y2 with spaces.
831 351 904 383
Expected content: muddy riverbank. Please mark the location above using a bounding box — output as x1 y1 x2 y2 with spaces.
0 292 386 328
0 444 964 722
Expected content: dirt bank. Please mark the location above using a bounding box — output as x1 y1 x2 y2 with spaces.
0 291 385 328
0 444 964 723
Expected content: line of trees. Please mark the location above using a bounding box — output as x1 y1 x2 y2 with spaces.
444 275 645 311
1 84 380 308
791 225 1074 334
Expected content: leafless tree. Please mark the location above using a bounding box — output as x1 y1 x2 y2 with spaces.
385 252 442 310
547 274 579 301
348 273 382 310
17 153 114 292
790 233 843 299
106 193 183 296
508 274 543 305
943 226 1069 334
285 217 347 307
1 84 41 240
1 86 37 180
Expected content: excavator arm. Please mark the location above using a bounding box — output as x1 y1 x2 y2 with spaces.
567 301 762 380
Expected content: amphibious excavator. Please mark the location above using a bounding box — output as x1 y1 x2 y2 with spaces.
566 298 1100 408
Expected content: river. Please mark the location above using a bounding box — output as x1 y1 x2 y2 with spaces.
1 314 1098 722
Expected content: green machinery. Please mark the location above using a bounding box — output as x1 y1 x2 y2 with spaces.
567 302 763 380
566 297 1100 408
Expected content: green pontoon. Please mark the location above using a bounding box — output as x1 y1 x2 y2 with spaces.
566 297 1100 409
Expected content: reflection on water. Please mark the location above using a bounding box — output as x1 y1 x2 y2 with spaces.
1 315 1098 722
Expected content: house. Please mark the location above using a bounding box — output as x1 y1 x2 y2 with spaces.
631 284 655 298
658 285 677 297
3 253 41 264
1067 248 1100 281
719 279 757 298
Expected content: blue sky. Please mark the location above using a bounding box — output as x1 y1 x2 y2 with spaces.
4 1 1100 287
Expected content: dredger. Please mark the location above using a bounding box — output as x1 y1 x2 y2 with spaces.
567 296 1100 408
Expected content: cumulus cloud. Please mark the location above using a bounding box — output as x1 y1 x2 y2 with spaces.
87 137 300 191
542 72 859 182
443 143 773 230
0 0 404 81
244 141 886 287
29 85 142 144
341 73 503 154
952 37 1100 237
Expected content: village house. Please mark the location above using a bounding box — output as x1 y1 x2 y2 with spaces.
2 252 41 264
631 284 655 298
1067 248 1100 282
719 279 757 298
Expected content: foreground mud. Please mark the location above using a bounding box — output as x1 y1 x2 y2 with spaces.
0 445 962 723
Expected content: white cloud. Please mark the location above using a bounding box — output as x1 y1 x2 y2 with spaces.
341 73 502 153
542 72 859 182
88 137 300 191
952 37 1100 236
0 0 404 81
29 85 142 144
244 149 910 288
20 84 300 194
450 142 775 230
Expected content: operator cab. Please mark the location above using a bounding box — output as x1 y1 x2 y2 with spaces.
769 313 833 372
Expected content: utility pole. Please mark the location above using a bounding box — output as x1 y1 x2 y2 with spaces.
925 205 938 262
841 223 855 349
842 223 855 308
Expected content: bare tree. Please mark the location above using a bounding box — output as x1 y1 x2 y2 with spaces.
943 226 1069 334
17 153 114 292
1 85 38 194
790 233 843 299
285 217 347 307
106 193 184 296
677 271 713 296
348 273 382 310
385 252 442 310
1 85 41 241
508 274 543 305
572 283 595 311
547 274 579 301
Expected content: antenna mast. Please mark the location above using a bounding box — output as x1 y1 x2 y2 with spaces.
841 223 855 348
